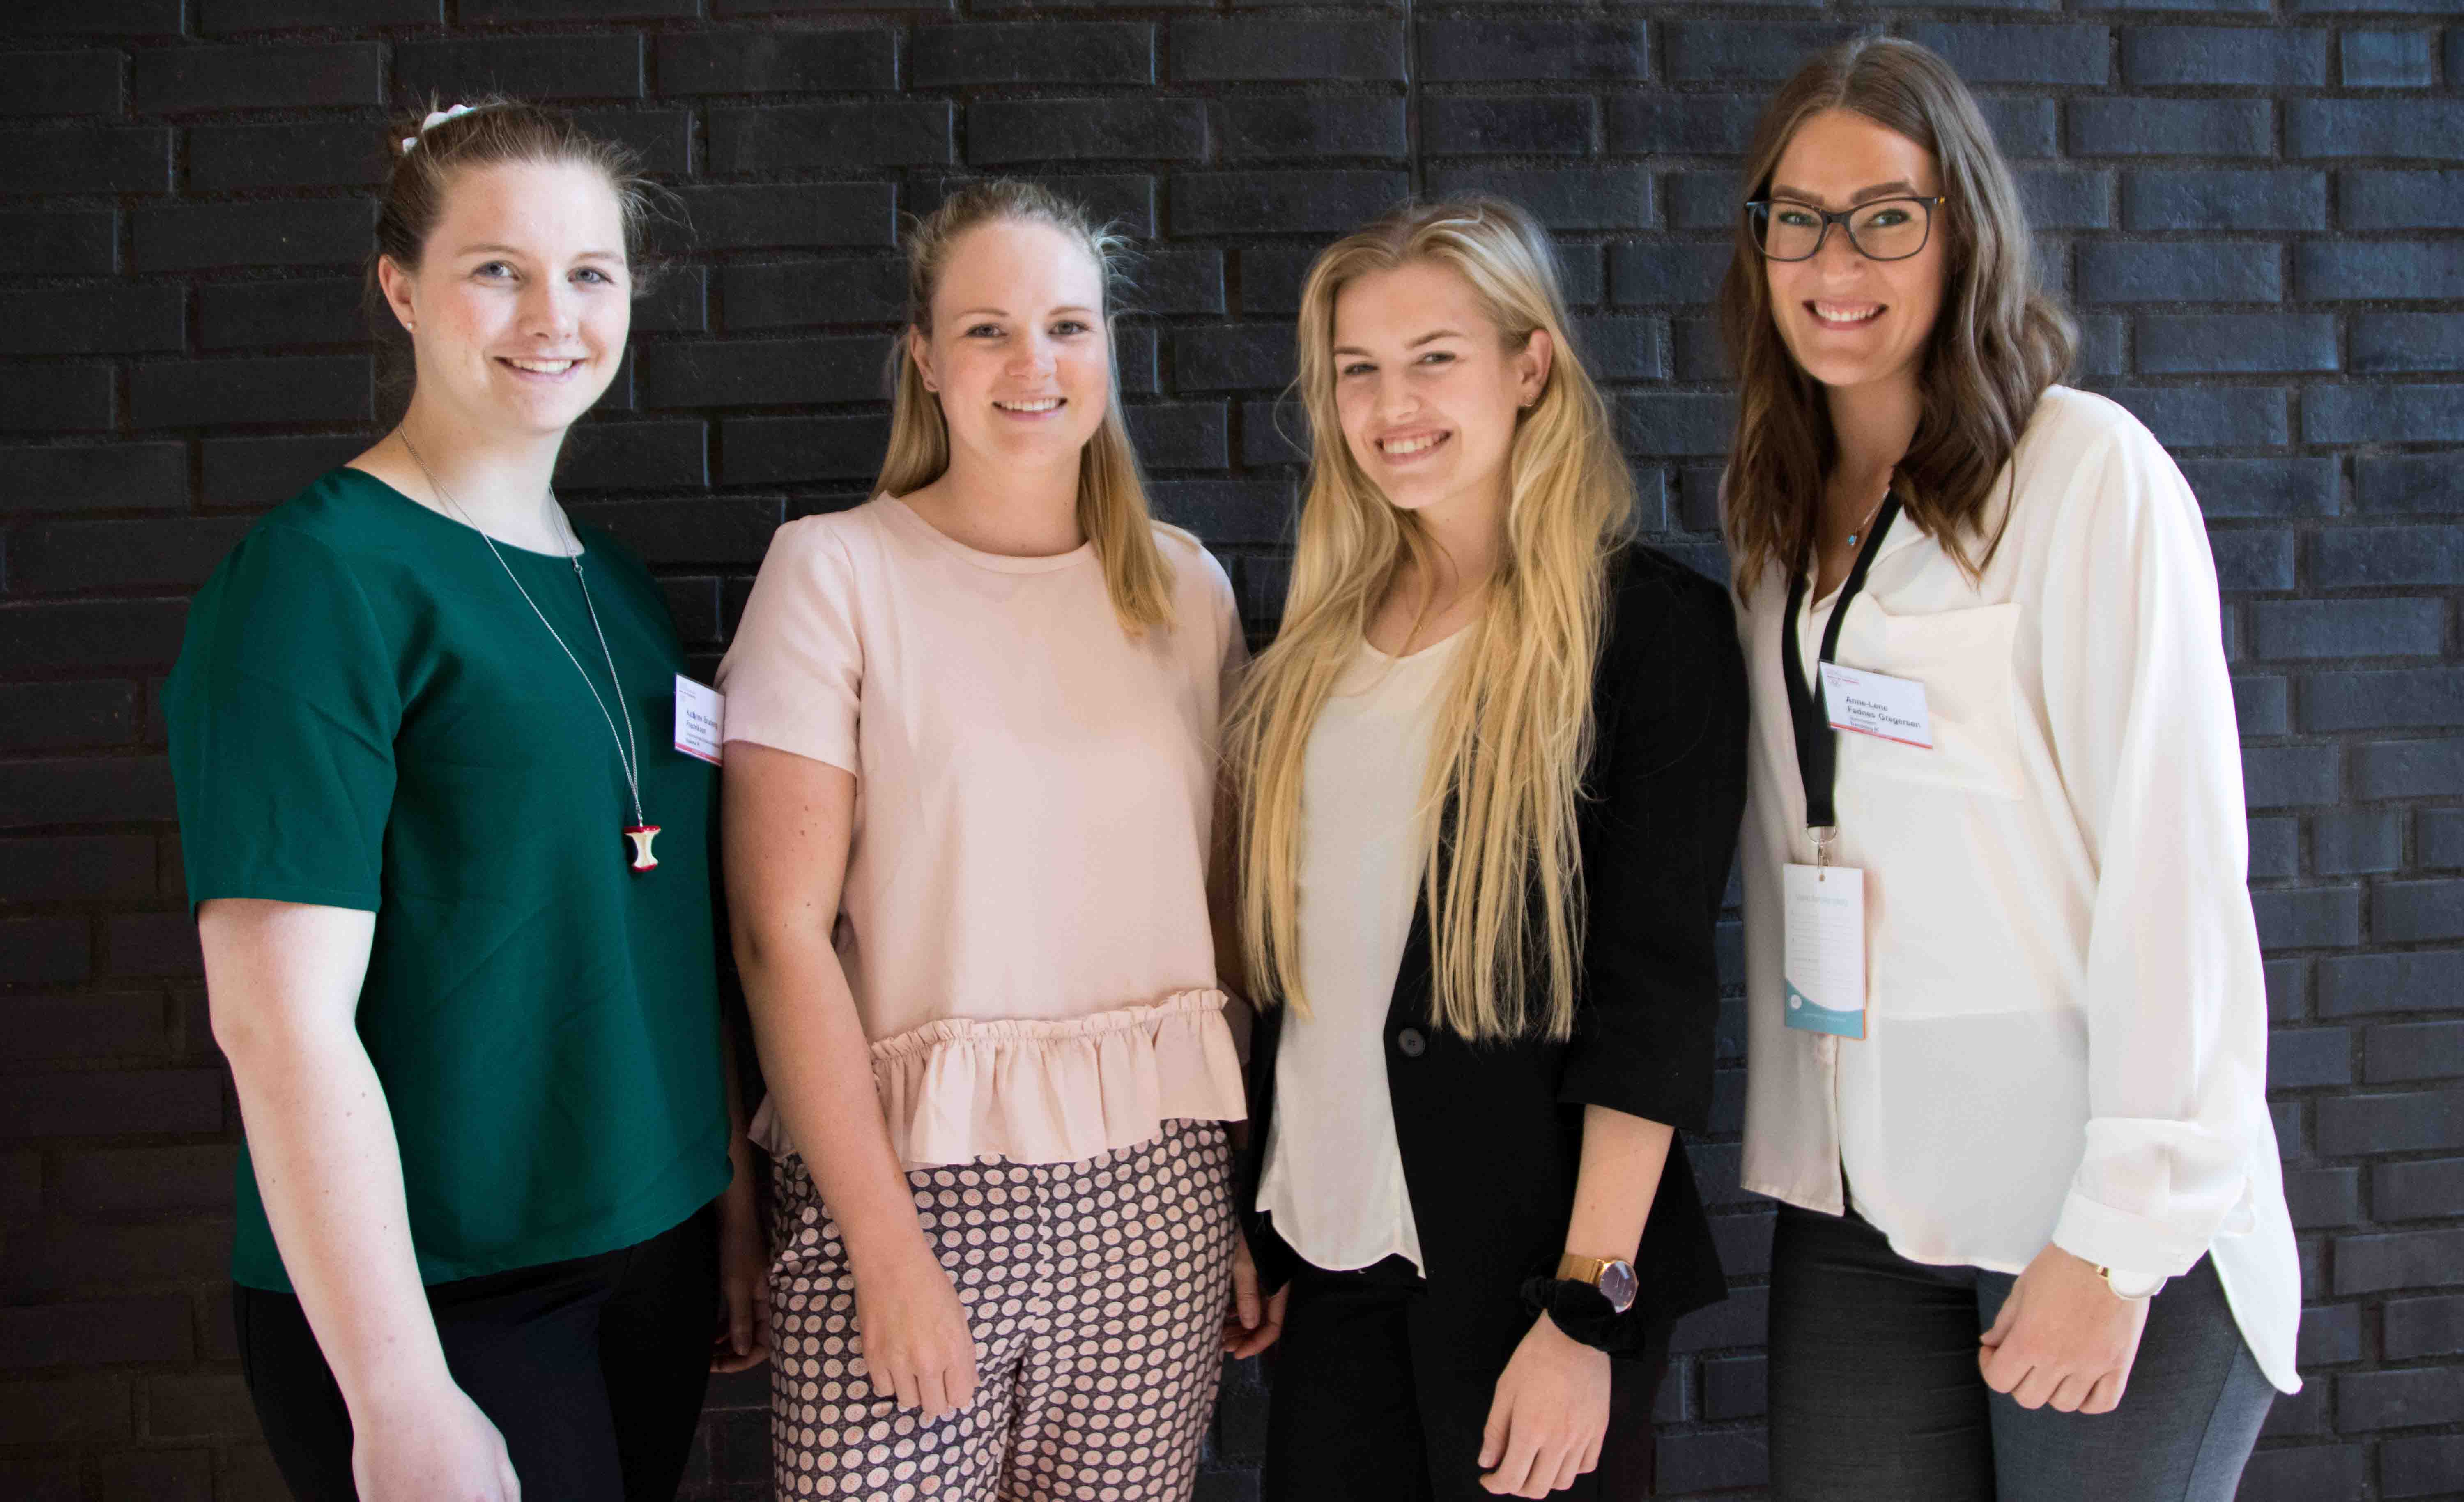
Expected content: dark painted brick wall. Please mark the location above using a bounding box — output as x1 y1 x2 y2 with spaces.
1 3 2459 1500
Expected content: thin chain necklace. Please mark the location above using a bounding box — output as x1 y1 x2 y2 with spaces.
398 430 661 873
1841 486 1889 550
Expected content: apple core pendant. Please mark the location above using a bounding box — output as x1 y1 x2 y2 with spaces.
624 824 662 872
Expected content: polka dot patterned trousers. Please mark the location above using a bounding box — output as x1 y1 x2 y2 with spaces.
769 1118 1234 1501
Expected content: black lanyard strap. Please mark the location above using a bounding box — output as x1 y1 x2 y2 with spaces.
1780 494 1904 834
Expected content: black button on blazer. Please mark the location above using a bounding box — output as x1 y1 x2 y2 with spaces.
1238 543 1749 1355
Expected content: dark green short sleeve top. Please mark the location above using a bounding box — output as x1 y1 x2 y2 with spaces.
166 468 730 1291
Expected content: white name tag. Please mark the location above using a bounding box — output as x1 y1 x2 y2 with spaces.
1784 862 1866 1039
1818 662 1933 749
673 674 724 766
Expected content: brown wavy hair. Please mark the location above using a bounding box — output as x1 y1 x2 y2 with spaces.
1718 37 2075 593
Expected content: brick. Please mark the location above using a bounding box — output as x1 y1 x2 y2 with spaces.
1423 21 1652 84
1175 326 1293 393
2314 527 2464 590
2076 242 2281 304
144 1372 257 1440
2138 314 2334 375
462 0 695 15
2378 879 2464 942
135 42 379 111
2253 884 2362 948
2015 168 2112 230
721 414 887 485
722 259 903 331
0 688 139 755
2267 957 2310 1022
2254 598 2445 660
4 993 168 1060
0 919 89 985
566 498 782 570
1427 97 1594 159
654 29 895 94
2293 99 2464 159
1607 94 1763 157
2100 387 2287 449
1129 248 1223 318
1661 22 1855 83
2377 1156 2464 1219
0 366 111 433
0 754 173 826
0 1298 190 1370
131 357 371 430
0 1458 75 1502
2428 808 2464 870
1207 99 1401 163
2359 455 2464 514
1147 480 1295 548
4 1215 234 1293
2234 674 2292 736
2270 1027 2355 1089
1124 402 1228 472
2322 949 2464 1017
1611 243 1731 306
1898 23 2108 85
2122 26 2327 86
0 1375 129 1446
201 0 437 27
0 287 180 358
2314 811 2406 875
2122 170 2327 234
2320 1085 2464 1155
2238 1445 2364 1501
2282 1166 2361 1229
1669 173 1746 232
913 24 1151 88
2387 1297 2464 1364
2070 99 2272 158
92 1450 210 1502
2344 28 2436 86
0 1070 220 1140
2309 667 2464 731
197 276 362 351
2251 816 2299 879
0 600 187 673
188 120 382 192
2370 1021 2464 1086
1571 317 1669 382
200 435 361 509
2313 384 2464 445
970 100 1207 166
2183 458 2338 520
676 184 894 251
710 104 950 174
2244 744 2340 809
2351 313 2464 374
1619 393 1735 459
59 1145 237 1217
394 36 644 101
1174 21 1402 83
0 211 113 275
134 200 368 272
1701 1354 1766 1420
1171 171 1408 237
2338 1364 2464 1429
559 420 707 493
2384 1436 2464 1499
2343 170 2464 231
0 50 121 116
0 126 167 194
2301 241 2464 301
2211 529 2295 592
1427 167 1651 233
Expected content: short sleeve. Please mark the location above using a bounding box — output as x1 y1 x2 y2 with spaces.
166 525 402 914
717 518 863 774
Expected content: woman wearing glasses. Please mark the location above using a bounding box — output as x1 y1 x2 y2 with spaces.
1722 39 2297 1501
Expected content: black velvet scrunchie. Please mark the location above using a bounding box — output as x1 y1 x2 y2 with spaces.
1518 1276 1630 1354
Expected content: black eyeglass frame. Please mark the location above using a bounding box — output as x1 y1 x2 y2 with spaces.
1745 195 1948 263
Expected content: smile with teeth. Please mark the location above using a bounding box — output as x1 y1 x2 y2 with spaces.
995 397 1064 413
1810 301 1885 327
1378 431 1448 457
502 357 582 374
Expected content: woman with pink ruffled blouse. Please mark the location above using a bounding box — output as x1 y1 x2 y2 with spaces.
715 180 1248 1499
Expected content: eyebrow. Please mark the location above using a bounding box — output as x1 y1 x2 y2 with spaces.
952 305 1101 320
1765 180 1926 208
1330 328 1471 357
456 243 624 261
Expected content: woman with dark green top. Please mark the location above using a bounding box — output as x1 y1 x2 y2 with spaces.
165 100 760 1502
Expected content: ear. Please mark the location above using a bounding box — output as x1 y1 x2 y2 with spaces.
1516 327 1554 408
376 254 418 336
907 324 938 393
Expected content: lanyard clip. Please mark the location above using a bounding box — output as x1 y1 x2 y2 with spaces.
1811 825 1838 873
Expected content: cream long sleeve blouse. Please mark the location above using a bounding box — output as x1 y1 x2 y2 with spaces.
1735 386 2302 1394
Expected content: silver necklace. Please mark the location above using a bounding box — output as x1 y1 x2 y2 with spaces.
1841 488 1889 550
399 430 660 872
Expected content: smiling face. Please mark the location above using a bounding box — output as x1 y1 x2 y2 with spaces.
910 218 1111 476
379 159 632 440
1762 108 1949 398
1329 258 1549 526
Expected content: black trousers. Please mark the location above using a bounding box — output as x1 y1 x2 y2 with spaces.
1263 1256 1673 1502
1767 1203 2277 1502
232 1204 719 1502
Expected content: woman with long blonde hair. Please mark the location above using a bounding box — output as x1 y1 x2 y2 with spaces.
718 179 1249 1498
1221 198 1745 1500
1724 39 2296 1499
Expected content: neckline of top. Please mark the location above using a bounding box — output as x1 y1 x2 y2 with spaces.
878 492 1096 575
1360 622 1474 666
340 465 587 563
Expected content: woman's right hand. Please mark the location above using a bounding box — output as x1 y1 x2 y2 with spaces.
350 1379 519 1502
853 1236 978 1421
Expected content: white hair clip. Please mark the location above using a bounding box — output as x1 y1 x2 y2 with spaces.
400 103 480 156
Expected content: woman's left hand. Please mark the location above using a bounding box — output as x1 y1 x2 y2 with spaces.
1478 1312 1609 1497
710 1167 771 1374
1977 1243 2150 1414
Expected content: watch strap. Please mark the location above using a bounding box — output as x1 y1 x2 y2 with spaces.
1557 1253 1614 1286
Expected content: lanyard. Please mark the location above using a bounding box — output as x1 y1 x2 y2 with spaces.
1779 494 1903 847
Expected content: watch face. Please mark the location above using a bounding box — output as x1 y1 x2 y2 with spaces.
1598 1260 1638 1315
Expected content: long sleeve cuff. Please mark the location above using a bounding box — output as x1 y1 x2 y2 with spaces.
2050 1183 2233 1279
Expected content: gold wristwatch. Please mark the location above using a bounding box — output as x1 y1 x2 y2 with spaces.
1557 1252 1639 1315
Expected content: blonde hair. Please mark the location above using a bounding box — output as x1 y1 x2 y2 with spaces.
878 179 1173 631
1226 198 1634 1043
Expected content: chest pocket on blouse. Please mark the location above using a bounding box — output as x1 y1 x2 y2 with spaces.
1835 601 2025 802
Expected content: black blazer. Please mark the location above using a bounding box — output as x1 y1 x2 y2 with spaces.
1238 543 1749 1355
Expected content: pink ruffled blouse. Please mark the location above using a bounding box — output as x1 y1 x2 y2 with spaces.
717 495 1248 1168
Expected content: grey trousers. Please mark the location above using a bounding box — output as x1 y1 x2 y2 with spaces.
1766 1203 2279 1502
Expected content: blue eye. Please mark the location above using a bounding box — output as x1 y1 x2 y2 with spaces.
574 266 614 285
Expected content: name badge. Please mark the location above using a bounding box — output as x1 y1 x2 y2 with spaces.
1783 863 1866 1039
673 674 724 766
1818 662 1932 749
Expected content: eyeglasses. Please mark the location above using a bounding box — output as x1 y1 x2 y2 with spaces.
1747 196 1946 262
